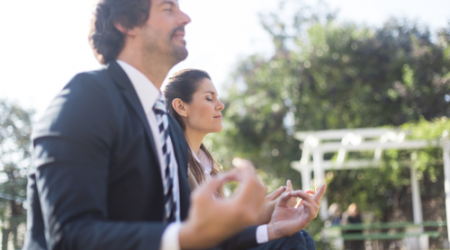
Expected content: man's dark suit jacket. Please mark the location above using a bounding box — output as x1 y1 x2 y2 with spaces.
23 61 257 250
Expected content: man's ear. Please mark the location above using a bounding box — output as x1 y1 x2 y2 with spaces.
114 21 138 36
172 99 188 117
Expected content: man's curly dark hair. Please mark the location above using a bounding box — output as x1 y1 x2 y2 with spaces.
89 0 151 65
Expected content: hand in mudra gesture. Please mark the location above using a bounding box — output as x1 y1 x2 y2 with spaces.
179 158 266 249
267 184 327 240
285 180 319 208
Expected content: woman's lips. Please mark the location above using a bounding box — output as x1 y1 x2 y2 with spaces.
214 115 223 119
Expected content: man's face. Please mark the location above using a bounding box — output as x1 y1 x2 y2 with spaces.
139 0 191 64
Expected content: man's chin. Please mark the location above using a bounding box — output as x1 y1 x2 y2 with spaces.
172 47 188 63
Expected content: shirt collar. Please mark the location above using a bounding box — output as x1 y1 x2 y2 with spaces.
189 146 215 178
190 146 201 163
116 60 161 114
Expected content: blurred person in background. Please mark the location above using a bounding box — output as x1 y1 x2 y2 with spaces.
164 68 327 250
342 203 364 250
328 203 343 225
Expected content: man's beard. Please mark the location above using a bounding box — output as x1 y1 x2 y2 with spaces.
141 25 188 66
170 26 188 62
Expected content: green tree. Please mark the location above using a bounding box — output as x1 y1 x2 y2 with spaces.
206 1 450 248
0 100 33 249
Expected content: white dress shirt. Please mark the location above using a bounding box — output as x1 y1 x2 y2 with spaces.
190 147 269 244
117 60 182 250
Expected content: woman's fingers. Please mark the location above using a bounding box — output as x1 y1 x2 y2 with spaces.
286 184 327 209
300 200 320 218
312 184 327 204
286 180 293 192
282 190 314 210
277 191 296 207
293 190 314 204
306 190 315 196
295 198 303 208
286 180 300 207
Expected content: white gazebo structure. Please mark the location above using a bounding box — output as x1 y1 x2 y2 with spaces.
290 128 450 237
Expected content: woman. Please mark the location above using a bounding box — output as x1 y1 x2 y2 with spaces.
164 69 316 250
163 69 225 194
342 203 364 250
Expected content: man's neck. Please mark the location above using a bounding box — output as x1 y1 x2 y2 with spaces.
117 51 172 89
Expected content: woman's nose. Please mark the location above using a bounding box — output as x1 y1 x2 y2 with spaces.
217 101 225 111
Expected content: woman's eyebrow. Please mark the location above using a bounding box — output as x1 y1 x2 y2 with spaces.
203 91 216 95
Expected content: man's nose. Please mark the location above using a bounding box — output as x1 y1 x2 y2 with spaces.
179 10 191 26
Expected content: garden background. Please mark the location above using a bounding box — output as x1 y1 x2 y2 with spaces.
0 0 449 249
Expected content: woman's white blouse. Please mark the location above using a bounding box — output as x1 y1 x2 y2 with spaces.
190 147 213 179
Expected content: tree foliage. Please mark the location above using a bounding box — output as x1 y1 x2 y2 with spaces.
206 1 450 248
0 100 33 249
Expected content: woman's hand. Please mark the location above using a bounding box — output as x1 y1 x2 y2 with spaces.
179 158 266 249
267 184 327 241
286 180 318 208
256 180 319 225
286 180 298 207
294 187 317 208
256 186 286 225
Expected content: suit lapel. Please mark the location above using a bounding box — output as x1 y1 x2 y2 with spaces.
168 115 190 220
107 61 160 168
108 61 190 219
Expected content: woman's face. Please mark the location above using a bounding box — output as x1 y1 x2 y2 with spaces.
184 78 224 134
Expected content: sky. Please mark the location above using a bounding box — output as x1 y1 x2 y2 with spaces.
0 0 449 119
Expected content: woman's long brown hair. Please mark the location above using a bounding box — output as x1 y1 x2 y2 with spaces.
163 69 223 195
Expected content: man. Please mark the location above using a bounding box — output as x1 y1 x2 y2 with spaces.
24 0 325 249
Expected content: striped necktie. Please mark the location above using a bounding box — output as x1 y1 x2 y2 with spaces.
153 96 178 222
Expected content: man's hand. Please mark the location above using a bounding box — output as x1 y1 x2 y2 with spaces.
179 158 266 250
267 184 327 241
256 186 286 225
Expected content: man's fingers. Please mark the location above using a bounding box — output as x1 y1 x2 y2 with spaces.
230 158 266 221
312 184 327 204
218 169 240 182
266 186 286 200
231 158 258 183
200 170 241 196
201 175 229 194
232 158 255 171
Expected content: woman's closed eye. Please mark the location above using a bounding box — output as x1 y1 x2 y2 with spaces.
206 97 213 101
162 3 174 12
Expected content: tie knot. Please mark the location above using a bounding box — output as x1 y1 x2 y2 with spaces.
153 96 167 114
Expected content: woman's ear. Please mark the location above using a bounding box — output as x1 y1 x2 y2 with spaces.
172 99 188 117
